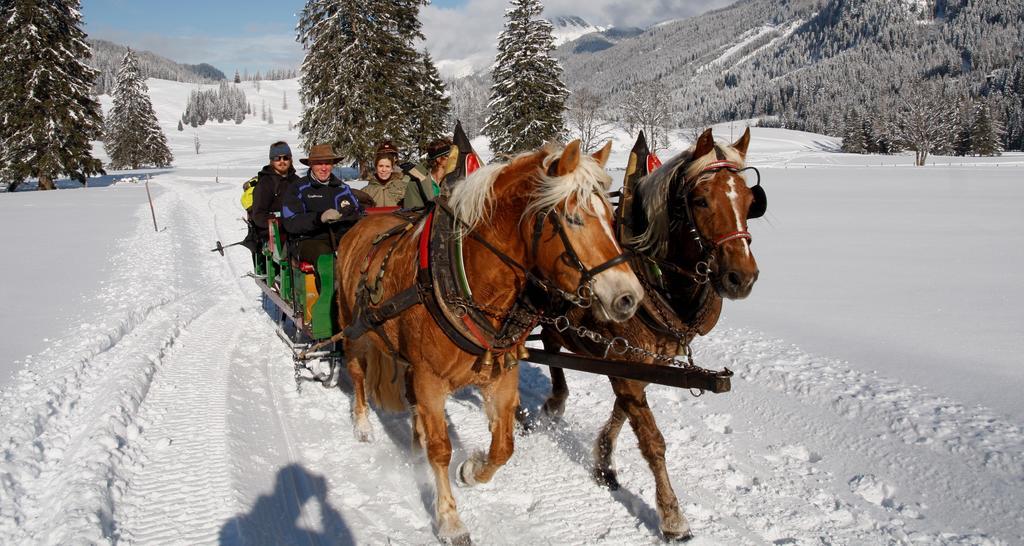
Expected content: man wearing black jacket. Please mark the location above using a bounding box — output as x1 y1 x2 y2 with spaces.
251 141 300 241
281 144 365 264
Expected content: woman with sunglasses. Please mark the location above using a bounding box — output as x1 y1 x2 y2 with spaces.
251 141 301 242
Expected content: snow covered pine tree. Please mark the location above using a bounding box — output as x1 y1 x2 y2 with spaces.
484 0 568 155
0 0 104 190
105 49 173 169
297 0 442 174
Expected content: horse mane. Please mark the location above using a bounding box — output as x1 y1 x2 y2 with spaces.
450 144 613 232
632 141 745 257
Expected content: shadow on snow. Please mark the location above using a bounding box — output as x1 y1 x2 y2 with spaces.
218 463 354 545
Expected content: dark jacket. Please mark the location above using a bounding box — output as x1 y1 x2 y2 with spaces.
282 173 363 241
251 164 300 236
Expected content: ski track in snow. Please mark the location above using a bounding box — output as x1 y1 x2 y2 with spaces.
2 173 1023 544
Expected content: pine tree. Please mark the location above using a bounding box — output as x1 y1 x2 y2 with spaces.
234 70 241 84
178 120 184 131
952 97 974 156
297 0 429 172
411 51 451 154
970 104 1003 156
484 0 568 155
282 91 288 110
841 110 866 153
267 108 274 125
0 0 104 190
105 49 173 169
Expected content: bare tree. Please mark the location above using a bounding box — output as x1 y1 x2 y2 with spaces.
447 76 489 139
895 83 953 166
194 133 201 155
620 81 673 152
565 88 616 153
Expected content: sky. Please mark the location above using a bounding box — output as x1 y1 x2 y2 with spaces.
81 0 733 76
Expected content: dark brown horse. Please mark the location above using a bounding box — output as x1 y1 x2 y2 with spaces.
335 140 643 544
538 128 763 540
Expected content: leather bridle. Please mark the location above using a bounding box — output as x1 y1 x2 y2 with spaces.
675 160 761 256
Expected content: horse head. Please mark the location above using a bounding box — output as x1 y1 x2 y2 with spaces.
635 128 762 300
452 140 643 323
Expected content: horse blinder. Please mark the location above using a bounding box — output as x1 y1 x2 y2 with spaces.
742 166 767 220
748 183 767 219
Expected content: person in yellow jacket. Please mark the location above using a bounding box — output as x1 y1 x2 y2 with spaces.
403 137 453 209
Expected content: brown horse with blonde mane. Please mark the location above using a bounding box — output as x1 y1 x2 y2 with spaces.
537 128 763 540
335 140 643 544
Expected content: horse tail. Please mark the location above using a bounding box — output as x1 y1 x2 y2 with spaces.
364 345 407 412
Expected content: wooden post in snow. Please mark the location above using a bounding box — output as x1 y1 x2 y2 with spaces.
145 179 159 232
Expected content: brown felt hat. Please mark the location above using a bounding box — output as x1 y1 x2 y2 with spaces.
300 143 343 165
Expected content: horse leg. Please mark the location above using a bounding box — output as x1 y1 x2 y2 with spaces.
541 336 570 419
593 388 627 490
613 378 691 541
459 358 518 486
345 347 372 442
410 404 427 453
415 372 470 545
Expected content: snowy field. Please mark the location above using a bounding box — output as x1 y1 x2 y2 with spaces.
1 79 1022 544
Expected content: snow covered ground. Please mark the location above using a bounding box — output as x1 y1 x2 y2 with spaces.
1 79 1022 544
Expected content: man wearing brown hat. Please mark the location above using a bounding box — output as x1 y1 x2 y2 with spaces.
281 143 369 265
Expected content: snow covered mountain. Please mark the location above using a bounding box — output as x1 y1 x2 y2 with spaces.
88 39 226 95
554 0 1024 143
547 15 607 46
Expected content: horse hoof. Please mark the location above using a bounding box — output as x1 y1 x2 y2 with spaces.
541 399 565 420
353 421 373 443
441 531 472 546
514 407 537 434
593 468 619 490
457 456 479 487
663 528 693 542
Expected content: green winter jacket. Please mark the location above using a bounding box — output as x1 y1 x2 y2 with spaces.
403 161 440 209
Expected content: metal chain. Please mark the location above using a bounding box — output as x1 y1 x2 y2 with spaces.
443 280 721 378
534 313 711 372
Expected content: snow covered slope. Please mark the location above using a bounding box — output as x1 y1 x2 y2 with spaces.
548 15 607 46
1 79 1022 544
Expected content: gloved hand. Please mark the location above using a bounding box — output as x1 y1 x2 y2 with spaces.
320 209 343 223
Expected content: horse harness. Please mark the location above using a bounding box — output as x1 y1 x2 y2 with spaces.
343 194 631 367
557 152 768 374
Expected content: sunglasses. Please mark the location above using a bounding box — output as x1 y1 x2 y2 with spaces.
272 155 292 162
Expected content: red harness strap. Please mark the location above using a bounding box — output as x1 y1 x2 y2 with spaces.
461 315 493 351
418 210 434 270
712 230 752 246
700 160 739 174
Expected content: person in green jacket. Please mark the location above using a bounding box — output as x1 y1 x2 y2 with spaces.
403 137 453 209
